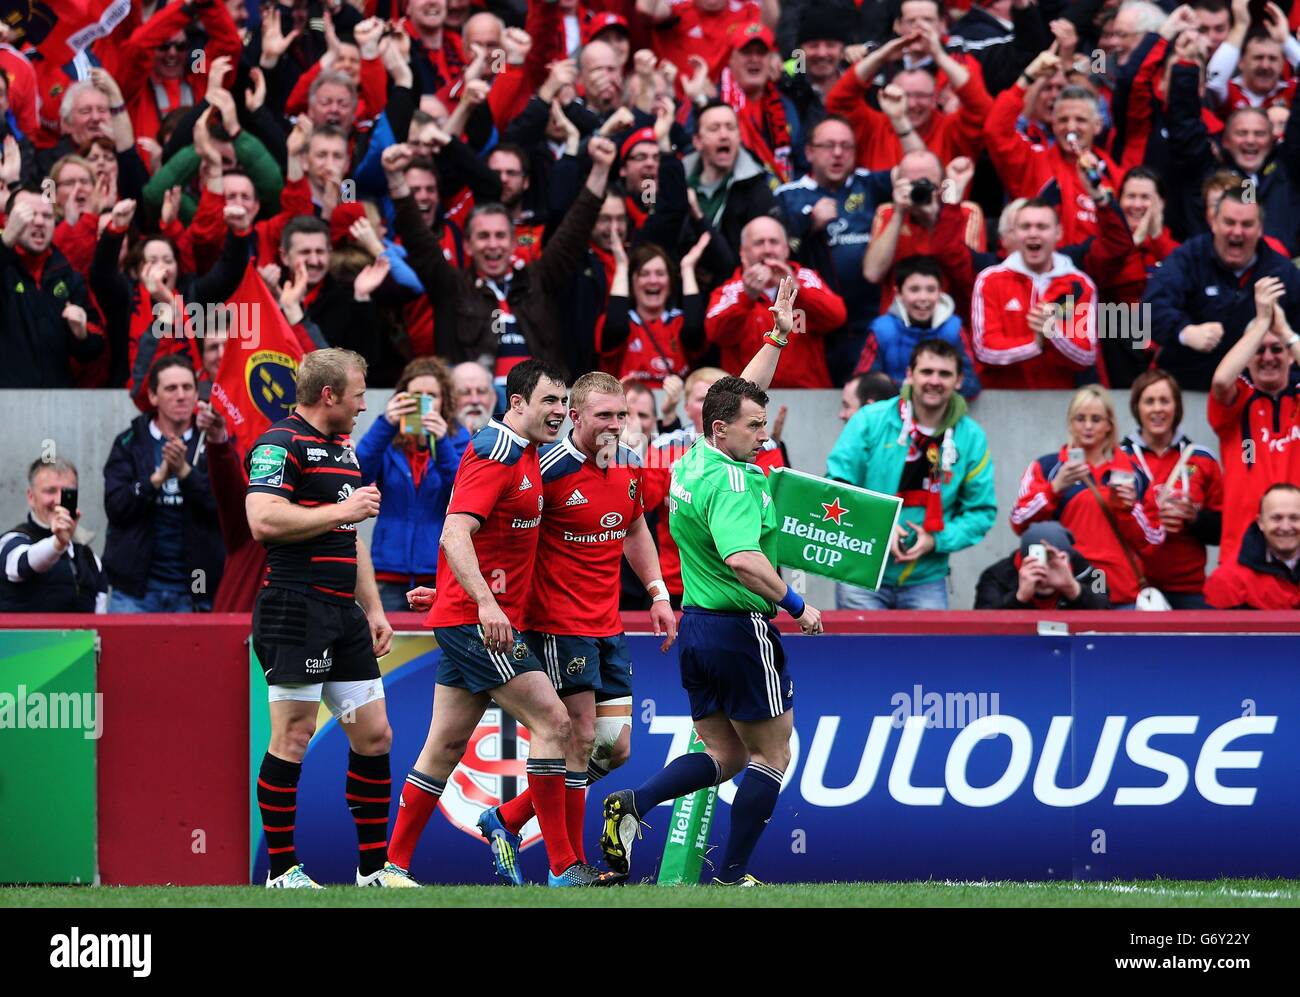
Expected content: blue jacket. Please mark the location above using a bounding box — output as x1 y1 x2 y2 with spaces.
355 417 471 577
1142 233 1300 391
867 294 981 398
776 168 892 322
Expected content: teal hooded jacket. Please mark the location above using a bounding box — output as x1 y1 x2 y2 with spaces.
826 392 997 588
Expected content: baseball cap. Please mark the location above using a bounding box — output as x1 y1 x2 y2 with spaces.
731 22 776 54
1017 522 1077 558
620 127 658 162
582 12 631 46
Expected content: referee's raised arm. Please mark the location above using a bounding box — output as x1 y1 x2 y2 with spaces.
737 275 799 390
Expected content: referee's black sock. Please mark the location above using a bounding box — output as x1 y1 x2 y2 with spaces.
717 762 784 883
258 753 302 880
347 750 392 876
631 751 722 816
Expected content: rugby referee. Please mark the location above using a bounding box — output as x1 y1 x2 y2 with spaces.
601 277 823 886
246 349 415 889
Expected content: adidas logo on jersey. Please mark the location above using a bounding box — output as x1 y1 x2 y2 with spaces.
566 489 589 506
518 475 533 491
1005 298 1023 312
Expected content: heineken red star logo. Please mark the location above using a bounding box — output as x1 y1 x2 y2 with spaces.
820 497 848 525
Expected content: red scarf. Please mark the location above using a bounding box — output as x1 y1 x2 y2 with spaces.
401 438 431 489
720 70 792 182
624 195 648 230
14 245 51 286
589 242 617 287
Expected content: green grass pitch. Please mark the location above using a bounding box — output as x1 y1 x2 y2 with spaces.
2 880 1296 908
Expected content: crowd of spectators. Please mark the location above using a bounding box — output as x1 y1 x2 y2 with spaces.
2 0 1299 612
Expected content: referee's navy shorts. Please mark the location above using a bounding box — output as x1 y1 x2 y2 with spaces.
678 607 793 722
434 625 548 693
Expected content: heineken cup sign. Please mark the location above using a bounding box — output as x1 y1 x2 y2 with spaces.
769 467 903 591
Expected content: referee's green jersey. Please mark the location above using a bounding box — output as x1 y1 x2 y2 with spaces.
668 438 778 614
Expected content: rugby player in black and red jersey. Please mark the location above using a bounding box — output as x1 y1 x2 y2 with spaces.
389 359 622 887
246 349 415 889
466 371 678 885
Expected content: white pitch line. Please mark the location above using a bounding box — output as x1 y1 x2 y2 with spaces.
931 880 1294 900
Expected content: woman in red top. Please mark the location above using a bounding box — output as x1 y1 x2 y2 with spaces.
596 234 709 388
1011 385 1165 607
1120 369 1224 608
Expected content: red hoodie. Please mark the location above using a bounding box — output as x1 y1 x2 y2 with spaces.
704 265 846 388
826 63 992 172
971 251 1098 389
984 81 1120 246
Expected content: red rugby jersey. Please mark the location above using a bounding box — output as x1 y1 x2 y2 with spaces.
426 419 543 629
1208 377 1300 564
525 435 646 637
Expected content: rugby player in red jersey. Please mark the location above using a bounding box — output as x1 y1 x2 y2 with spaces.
388 359 621 887
465 371 678 884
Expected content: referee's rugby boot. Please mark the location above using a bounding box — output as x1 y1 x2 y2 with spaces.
476 806 525 886
711 874 764 888
599 789 644 876
357 862 420 888
266 863 324 889
548 861 626 888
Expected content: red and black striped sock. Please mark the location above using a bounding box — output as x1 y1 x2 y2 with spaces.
346 750 391 876
258 753 302 879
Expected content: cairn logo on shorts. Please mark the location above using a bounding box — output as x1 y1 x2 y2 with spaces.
306 447 329 462
249 444 289 487
512 641 529 660
566 656 587 675
304 647 332 675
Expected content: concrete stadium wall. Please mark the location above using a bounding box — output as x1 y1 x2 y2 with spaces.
0 388 1220 609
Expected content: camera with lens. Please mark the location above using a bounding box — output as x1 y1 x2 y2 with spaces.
910 178 937 206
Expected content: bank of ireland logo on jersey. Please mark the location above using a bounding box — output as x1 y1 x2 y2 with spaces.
249 444 288 487
245 350 299 422
440 706 546 852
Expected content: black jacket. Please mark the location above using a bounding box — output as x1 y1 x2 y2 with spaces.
101 414 225 600
1143 233 1300 391
0 242 104 387
0 517 106 613
1167 62 1300 249
393 185 602 376
974 549 1110 609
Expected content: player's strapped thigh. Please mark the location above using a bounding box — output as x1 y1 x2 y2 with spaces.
523 631 603 695
254 588 379 686
678 608 793 722
433 624 548 693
